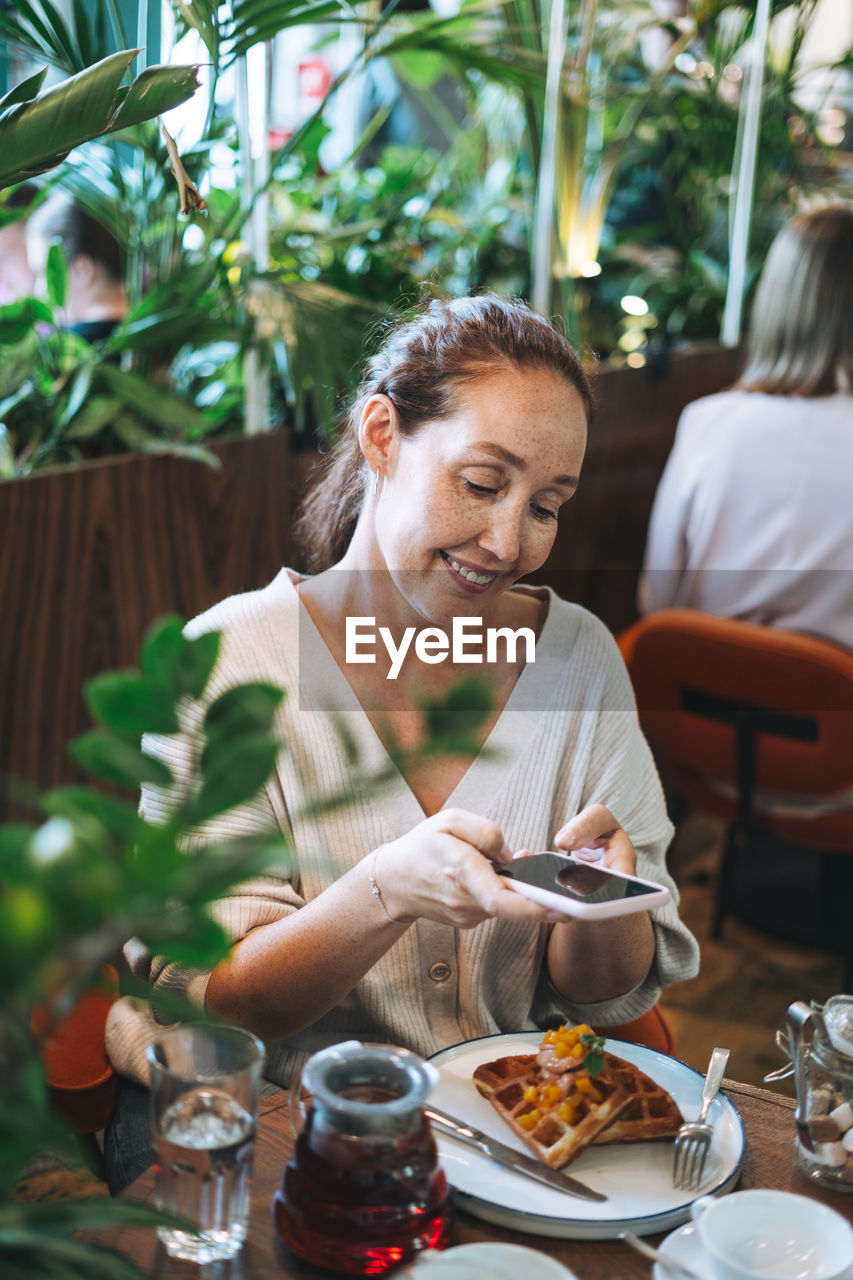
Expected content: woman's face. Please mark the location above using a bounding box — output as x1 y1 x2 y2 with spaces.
369 363 588 623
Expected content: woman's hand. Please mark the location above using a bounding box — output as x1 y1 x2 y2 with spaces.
374 808 556 928
546 803 656 1004
553 804 637 876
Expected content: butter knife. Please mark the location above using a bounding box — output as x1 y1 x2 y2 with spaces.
424 1105 608 1203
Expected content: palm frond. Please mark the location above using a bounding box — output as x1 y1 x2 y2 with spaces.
0 55 200 190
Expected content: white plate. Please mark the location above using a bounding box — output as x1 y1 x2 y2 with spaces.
429 1032 745 1240
400 1242 578 1278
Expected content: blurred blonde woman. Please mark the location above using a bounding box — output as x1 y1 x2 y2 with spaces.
640 204 853 648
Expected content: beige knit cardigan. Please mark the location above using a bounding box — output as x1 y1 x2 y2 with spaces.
105 570 700 1086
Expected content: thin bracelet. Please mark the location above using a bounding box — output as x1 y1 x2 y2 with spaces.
369 847 395 923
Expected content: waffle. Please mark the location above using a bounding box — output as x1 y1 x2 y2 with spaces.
472 1053 629 1169
587 1051 684 1145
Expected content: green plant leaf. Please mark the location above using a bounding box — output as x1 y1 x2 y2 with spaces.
179 630 221 700
0 1232 150 1280
141 911 230 966
57 357 95 429
204 682 284 736
187 733 279 826
140 614 185 696
0 424 15 478
172 832 291 904
45 240 69 310
41 786 140 842
0 53 201 190
171 0 221 70
97 361 209 435
202 684 285 773
127 820 183 891
134 615 223 717
0 823 37 864
229 0 347 61
390 48 448 89
85 671 180 737
0 49 135 188
63 393 122 439
579 1030 607 1077
69 730 174 789
106 63 202 134
421 678 492 753
0 295 53 344
0 66 48 111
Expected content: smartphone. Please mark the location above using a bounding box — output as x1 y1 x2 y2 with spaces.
497 852 671 920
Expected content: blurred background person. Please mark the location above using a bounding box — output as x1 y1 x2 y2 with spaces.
0 182 38 304
27 190 127 342
638 204 853 650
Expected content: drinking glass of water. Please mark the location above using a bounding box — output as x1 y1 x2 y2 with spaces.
146 1022 265 1263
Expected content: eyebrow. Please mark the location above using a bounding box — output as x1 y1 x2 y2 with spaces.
469 442 579 489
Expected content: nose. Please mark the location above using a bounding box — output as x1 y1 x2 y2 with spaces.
477 500 522 566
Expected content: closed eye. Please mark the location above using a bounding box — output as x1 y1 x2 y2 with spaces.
532 504 558 522
464 479 499 497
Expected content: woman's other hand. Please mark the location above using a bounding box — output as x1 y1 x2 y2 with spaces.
547 803 656 1004
553 804 637 876
374 808 555 927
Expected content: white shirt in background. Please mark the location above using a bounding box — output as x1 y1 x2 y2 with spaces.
639 389 853 651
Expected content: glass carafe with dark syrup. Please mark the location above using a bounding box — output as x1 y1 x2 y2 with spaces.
273 1041 451 1275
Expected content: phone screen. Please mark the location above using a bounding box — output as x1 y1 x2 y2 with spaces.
499 854 660 904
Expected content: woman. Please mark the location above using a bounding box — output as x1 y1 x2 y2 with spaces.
105 295 698 1185
639 204 853 648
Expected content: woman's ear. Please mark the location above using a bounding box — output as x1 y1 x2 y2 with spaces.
358 394 398 478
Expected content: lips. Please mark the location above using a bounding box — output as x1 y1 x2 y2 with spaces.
441 552 498 587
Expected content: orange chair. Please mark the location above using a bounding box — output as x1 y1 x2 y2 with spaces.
618 609 853 984
593 1005 677 1056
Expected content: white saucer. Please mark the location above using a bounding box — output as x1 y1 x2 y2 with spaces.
653 1221 853 1280
401 1243 578 1279
653 1221 710 1280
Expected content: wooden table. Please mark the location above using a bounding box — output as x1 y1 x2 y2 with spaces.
107 1080 853 1278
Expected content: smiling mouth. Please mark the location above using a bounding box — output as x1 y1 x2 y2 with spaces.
442 552 498 587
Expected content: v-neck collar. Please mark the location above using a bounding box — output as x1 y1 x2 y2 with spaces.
279 570 570 826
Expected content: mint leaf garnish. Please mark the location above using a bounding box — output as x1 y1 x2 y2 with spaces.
579 1031 606 1079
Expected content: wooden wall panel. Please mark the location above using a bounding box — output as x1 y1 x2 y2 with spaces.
0 345 740 815
536 342 742 633
0 433 300 814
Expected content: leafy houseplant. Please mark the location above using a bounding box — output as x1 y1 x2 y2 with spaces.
593 0 847 356
0 614 291 1277
0 605 492 1278
0 242 225 476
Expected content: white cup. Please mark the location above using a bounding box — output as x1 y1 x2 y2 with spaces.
691 1189 853 1280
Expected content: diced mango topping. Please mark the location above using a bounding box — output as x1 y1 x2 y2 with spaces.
529 1023 608 1121
518 1109 540 1130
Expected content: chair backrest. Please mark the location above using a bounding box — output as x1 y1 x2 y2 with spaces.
619 610 853 809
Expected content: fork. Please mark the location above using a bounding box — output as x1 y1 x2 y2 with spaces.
672 1045 730 1190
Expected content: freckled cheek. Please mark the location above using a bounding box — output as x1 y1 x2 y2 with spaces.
520 521 560 572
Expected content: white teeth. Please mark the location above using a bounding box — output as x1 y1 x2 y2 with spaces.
448 557 495 586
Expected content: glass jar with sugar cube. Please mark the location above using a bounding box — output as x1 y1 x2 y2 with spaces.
769 996 853 1193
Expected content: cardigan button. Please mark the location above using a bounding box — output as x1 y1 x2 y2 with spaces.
428 961 451 983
